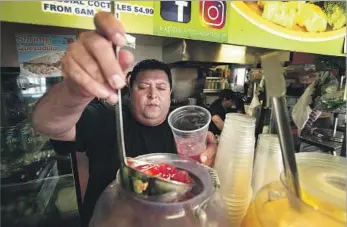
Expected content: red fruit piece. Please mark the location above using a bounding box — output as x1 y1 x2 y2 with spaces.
134 162 193 184
159 163 177 174
135 164 160 176
159 163 177 177
172 170 193 184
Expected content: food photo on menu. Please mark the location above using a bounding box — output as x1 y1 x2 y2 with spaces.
231 1 346 41
15 34 75 78
22 51 65 76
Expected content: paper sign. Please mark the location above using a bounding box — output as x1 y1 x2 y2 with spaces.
15 34 76 77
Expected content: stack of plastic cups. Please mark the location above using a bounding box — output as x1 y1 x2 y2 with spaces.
214 113 256 227
252 134 284 195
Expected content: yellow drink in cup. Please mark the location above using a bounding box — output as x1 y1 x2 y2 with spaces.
242 153 346 227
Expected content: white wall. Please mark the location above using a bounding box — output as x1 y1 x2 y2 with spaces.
0 22 163 68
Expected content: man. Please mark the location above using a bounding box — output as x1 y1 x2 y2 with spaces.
209 89 244 135
32 12 217 226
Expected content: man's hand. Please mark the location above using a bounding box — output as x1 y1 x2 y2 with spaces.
32 12 134 141
62 11 134 104
200 131 218 167
212 115 224 131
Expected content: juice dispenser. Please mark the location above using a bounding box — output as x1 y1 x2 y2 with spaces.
89 153 230 227
242 152 346 227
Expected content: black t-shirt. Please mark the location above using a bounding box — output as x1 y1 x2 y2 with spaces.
234 98 245 114
208 98 245 135
208 99 227 135
51 99 176 226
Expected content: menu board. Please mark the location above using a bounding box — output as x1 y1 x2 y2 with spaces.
228 2 346 57
0 1 345 56
0 1 111 30
15 34 76 77
41 1 111 17
116 1 346 56
114 1 154 35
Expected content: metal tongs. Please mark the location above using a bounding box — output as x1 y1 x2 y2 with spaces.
261 52 301 199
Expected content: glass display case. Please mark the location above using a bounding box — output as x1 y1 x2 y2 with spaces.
1 67 81 227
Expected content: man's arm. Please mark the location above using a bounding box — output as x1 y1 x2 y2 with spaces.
235 99 245 114
32 81 92 141
32 12 134 141
211 115 225 131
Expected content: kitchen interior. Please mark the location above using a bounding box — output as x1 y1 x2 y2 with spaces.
1 20 346 227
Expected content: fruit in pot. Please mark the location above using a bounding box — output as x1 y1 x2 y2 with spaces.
133 163 193 184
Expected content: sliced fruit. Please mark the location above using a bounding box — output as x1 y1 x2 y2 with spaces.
133 163 193 184
296 3 328 32
135 164 160 176
262 1 299 29
172 170 194 184
133 179 148 193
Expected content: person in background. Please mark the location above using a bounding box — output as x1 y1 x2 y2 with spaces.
31 12 217 227
233 92 246 114
208 89 244 135
120 71 132 105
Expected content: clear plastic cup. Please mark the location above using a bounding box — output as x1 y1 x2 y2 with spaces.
217 146 253 155
222 186 252 197
220 136 255 143
224 200 251 207
225 201 250 208
168 105 211 162
219 144 255 152
252 134 283 195
228 209 248 216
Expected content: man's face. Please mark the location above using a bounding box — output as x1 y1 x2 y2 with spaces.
130 70 171 126
224 99 233 108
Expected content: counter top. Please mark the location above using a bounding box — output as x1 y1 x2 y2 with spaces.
1 174 81 227
299 134 342 155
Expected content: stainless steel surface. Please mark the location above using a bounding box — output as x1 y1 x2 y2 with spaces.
261 52 301 200
163 40 290 64
115 89 127 168
313 128 344 143
187 98 197 105
272 97 301 197
333 116 339 137
171 67 198 101
299 134 343 153
111 0 128 171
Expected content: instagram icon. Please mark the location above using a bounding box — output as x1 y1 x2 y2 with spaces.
200 1 226 29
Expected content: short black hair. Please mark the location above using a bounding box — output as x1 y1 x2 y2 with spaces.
219 89 235 100
129 59 172 89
